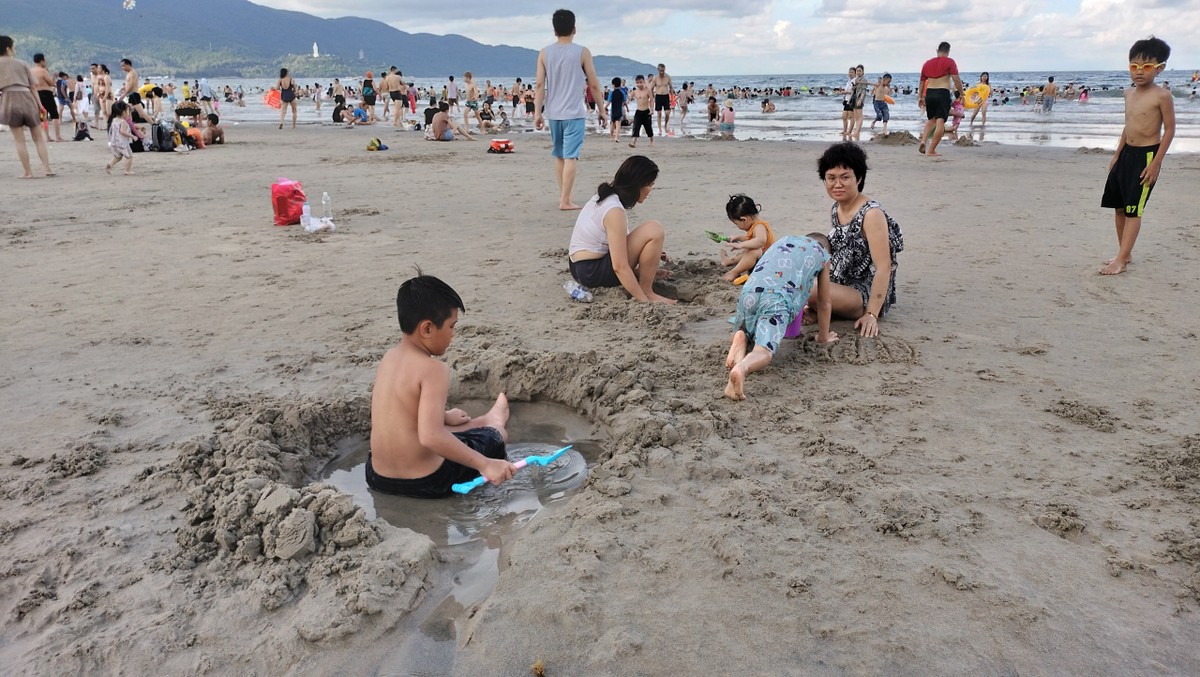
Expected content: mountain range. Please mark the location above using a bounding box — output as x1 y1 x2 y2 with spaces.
0 0 654 79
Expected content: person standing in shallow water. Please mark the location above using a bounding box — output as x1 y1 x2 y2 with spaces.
917 41 963 157
534 9 607 211
276 68 298 129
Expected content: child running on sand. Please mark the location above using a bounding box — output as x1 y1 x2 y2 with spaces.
725 235 838 401
366 274 516 498
720 194 776 283
104 101 134 175
1099 36 1175 275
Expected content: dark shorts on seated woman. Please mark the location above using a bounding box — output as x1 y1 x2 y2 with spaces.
569 255 621 288
365 427 506 499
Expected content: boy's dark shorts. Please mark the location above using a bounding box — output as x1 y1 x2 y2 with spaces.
365 427 506 499
924 88 951 120
38 90 60 120
1101 143 1159 218
569 254 621 289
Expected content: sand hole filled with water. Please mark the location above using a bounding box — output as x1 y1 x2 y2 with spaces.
316 400 606 675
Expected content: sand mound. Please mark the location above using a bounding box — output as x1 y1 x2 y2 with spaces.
873 131 919 146
165 398 435 652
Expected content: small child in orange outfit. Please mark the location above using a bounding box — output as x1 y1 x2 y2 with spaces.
720 194 776 284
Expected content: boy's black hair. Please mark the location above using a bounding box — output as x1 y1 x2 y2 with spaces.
611 76 621 86
552 9 576 37
805 232 831 253
207 113 219 125
33 52 45 63
1129 36 1170 63
635 74 645 81
726 194 760 220
438 101 449 112
121 58 132 67
937 41 951 53
396 273 465 334
817 141 869 191
1048 76 1054 83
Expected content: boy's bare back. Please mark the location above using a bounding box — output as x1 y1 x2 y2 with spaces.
1123 84 1173 147
369 342 448 479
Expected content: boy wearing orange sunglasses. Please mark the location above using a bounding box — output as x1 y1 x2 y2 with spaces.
1099 36 1175 275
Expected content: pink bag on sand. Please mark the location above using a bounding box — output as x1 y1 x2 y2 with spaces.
271 178 306 226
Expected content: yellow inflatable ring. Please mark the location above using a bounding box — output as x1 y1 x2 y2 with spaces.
964 84 990 109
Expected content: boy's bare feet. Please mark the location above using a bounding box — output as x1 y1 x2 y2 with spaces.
724 365 747 401
1099 258 1128 275
104 164 111 174
559 202 582 211
725 330 747 370
918 143 925 154
479 393 511 441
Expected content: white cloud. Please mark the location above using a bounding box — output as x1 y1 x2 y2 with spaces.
254 0 1200 74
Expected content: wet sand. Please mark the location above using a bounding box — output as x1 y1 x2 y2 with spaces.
2 125 1199 675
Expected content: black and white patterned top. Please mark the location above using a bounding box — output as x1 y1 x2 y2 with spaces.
827 199 905 312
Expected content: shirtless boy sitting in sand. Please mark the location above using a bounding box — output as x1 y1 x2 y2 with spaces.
367 274 515 498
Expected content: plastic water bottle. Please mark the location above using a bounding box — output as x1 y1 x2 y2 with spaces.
563 280 593 303
301 201 311 227
321 192 331 220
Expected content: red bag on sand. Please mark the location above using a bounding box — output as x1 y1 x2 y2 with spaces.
271 178 306 226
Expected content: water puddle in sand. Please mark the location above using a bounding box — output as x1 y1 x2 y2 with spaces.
317 400 605 676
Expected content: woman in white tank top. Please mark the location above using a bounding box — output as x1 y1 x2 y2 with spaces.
567 155 675 304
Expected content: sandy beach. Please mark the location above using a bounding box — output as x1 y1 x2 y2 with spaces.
2 125 1199 675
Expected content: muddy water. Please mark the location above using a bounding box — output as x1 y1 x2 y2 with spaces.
316 401 605 676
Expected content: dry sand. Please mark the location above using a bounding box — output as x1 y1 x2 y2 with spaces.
2 124 1199 675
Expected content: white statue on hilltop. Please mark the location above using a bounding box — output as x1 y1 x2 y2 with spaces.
313 42 319 58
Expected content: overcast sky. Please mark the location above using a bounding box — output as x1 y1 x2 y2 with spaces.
254 0 1199 75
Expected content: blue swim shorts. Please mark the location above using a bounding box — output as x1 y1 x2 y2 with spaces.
549 118 585 159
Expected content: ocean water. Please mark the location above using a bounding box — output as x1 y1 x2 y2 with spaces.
156 70 1200 151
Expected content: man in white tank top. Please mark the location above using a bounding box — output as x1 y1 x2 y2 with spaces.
534 9 607 211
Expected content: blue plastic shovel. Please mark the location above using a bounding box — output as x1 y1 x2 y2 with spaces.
451 445 574 495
